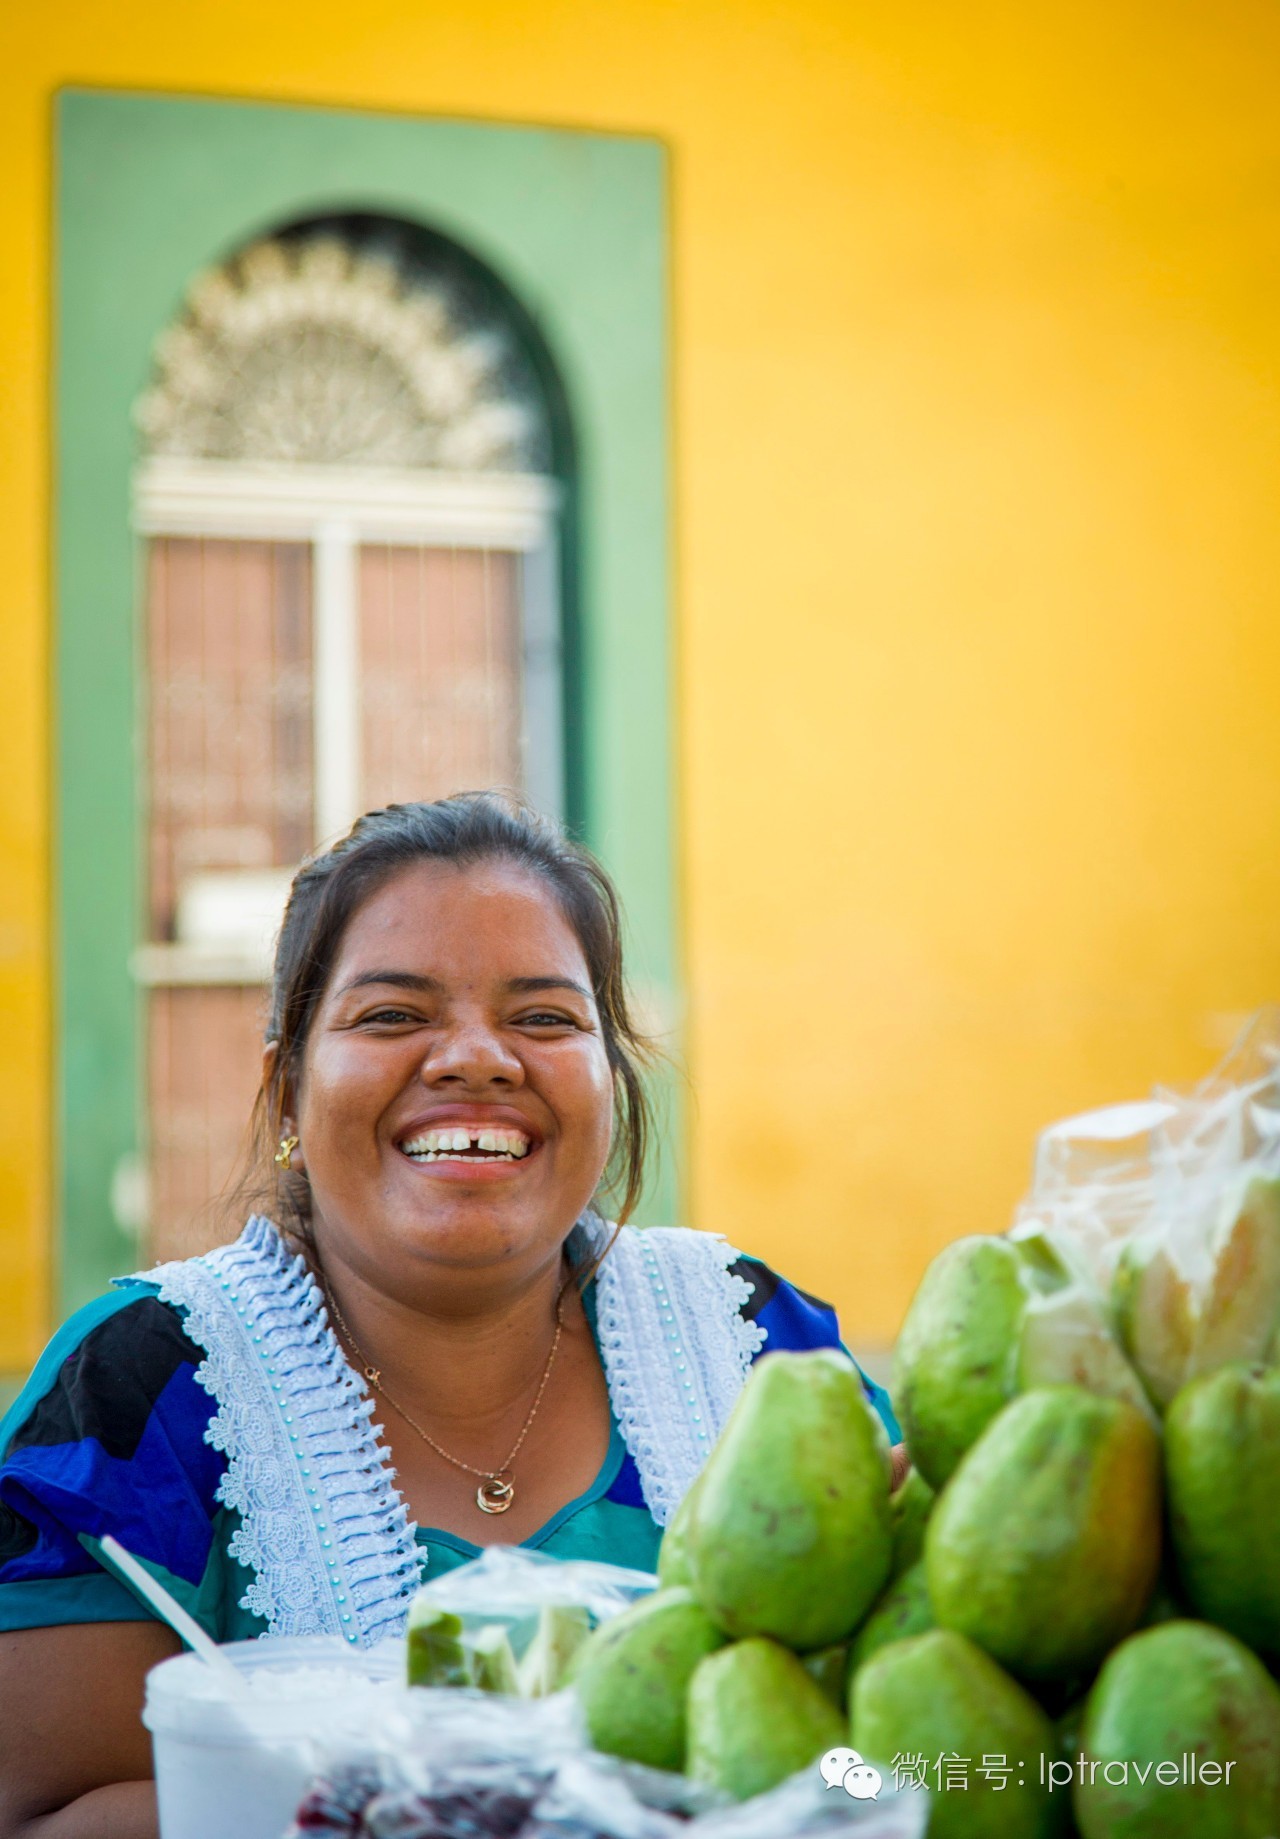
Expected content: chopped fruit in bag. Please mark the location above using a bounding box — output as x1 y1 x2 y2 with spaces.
517 1603 593 1697
406 1604 471 1689
470 1625 522 1696
1116 1174 1280 1409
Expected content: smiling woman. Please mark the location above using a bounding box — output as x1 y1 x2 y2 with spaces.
0 794 899 1839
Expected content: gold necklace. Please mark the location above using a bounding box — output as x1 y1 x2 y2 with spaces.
322 1278 568 1516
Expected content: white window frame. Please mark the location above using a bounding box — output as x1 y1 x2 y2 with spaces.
131 455 563 986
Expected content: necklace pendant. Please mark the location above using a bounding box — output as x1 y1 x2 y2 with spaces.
364 1366 381 1386
476 1475 515 1515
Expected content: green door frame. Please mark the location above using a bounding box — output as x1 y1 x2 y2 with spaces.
55 88 676 1317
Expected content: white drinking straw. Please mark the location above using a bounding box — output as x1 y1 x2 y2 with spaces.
99 1534 247 1696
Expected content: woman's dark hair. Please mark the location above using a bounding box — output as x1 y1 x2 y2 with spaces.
249 791 657 1237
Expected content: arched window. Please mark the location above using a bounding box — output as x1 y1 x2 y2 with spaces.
131 216 570 1259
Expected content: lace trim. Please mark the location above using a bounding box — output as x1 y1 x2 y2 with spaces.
137 1217 419 1646
595 1226 766 1525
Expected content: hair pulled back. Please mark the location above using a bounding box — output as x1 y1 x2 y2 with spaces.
253 792 656 1237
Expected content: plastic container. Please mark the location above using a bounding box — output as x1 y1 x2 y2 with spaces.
143 1634 405 1839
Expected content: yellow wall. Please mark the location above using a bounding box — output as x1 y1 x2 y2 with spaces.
5 0 1280 1361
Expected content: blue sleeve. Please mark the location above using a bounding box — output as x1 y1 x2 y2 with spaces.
0 1284 229 1631
733 1255 901 1443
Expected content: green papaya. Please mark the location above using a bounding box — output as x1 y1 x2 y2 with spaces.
656 1469 703 1589
894 1235 1149 1492
851 1629 1062 1839
848 1559 934 1673
1165 1362 1280 1661
1075 1621 1280 1839
894 1236 1029 1488
685 1349 892 1649
571 1586 725 1772
927 1387 1161 1682
1114 1175 1280 1410
889 1468 935 1577
686 1637 844 1801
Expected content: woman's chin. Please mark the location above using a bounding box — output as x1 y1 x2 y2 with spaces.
384 1195 560 1273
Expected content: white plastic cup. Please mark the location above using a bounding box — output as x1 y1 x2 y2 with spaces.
143 1634 405 1839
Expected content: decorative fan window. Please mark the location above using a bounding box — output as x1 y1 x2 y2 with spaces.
131 224 567 1259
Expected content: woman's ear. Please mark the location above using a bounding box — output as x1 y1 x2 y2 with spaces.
263 1041 305 1172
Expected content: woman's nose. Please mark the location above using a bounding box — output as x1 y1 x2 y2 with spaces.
418 1014 524 1086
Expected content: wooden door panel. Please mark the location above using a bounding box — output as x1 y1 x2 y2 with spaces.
147 985 266 1261
360 544 521 810
144 538 311 1258
146 537 312 938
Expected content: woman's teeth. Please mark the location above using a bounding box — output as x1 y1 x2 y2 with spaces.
401 1127 532 1162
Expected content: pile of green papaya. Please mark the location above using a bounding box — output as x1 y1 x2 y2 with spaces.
571 1170 1280 1839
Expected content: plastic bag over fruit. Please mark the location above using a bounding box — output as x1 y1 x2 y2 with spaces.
286 1683 929 1838
894 1008 1280 1491
404 1545 659 1694
1016 1008 1280 1281
1012 1006 1280 1407
412 1545 656 1642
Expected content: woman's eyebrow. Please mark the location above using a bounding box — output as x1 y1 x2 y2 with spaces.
506 975 594 1001
337 970 444 995
335 970 593 1000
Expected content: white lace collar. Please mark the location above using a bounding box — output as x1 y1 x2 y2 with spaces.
135 1215 764 1644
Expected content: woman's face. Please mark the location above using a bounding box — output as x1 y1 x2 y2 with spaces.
284 857 614 1296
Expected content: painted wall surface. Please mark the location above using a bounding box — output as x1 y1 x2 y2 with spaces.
4 0 1280 1366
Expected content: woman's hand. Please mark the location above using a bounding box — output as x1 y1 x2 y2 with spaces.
0 1622 178 1838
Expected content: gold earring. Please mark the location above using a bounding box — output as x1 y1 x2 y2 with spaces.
274 1134 300 1169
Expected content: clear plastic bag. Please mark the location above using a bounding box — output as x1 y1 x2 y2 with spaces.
405 1546 658 1695
694 1772 928 1838
524 1756 927 1838
287 1689 577 1835
288 1686 929 1838
1012 1006 1280 1405
413 1546 655 1650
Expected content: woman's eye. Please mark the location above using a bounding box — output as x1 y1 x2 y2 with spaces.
362 1007 421 1026
517 1010 577 1028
